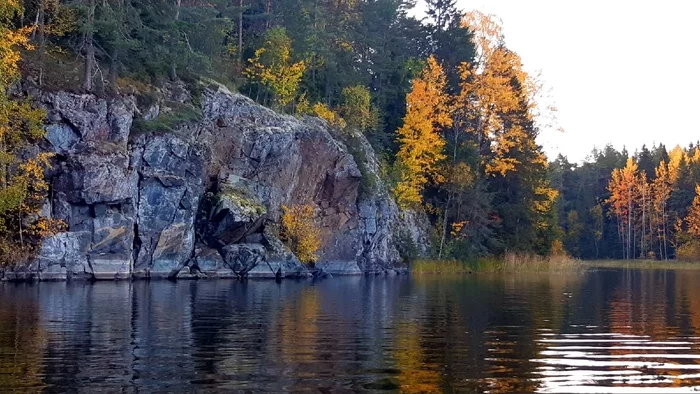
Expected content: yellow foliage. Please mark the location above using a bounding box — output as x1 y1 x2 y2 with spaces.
280 204 322 264
311 102 346 129
550 239 567 257
677 240 700 262
297 96 347 129
458 13 551 179
685 185 700 238
245 27 306 108
668 145 685 183
0 4 64 265
394 56 451 208
450 220 467 238
341 85 374 132
462 10 505 62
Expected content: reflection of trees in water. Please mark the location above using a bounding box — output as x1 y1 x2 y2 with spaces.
605 270 692 337
10 271 700 391
394 321 441 393
0 284 46 390
401 274 583 393
606 270 700 388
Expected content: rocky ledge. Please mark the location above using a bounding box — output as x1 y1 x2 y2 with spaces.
2 83 428 281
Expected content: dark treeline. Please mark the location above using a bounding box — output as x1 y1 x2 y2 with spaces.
552 143 700 261
17 0 456 151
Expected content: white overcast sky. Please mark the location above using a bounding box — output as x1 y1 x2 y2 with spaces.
414 0 700 163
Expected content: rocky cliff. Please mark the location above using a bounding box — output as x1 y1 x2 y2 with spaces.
2 83 428 280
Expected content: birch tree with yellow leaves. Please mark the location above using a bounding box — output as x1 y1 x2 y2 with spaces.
245 27 306 110
394 56 452 208
450 11 559 253
0 0 63 264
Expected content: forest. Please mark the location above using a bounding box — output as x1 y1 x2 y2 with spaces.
1 0 700 263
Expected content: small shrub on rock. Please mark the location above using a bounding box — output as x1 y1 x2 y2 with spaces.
280 204 321 264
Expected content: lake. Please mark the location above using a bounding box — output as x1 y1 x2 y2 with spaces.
2 268 700 392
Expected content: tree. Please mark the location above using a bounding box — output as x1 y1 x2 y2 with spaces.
280 204 321 264
590 204 604 258
652 161 672 259
607 158 640 259
685 185 700 238
0 0 63 264
246 27 306 108
425 0 473 90
340 85 374 132
394 56 451 208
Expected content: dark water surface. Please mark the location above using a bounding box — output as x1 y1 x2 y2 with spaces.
2 269 700 392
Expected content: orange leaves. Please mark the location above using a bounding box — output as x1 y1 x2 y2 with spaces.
394 56 451 208
652 161 672 213
0 16 32 87
686 185 700 238
455 43 536 178
607 158 640 220
462 10 504 63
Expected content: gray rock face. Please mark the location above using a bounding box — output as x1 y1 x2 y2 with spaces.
205 175 267 247
132 133 205 277
222 243 265 277
3 85 428 281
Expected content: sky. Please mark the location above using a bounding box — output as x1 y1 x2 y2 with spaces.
416 0 700 163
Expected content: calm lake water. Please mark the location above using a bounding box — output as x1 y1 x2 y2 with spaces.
2 269 700 392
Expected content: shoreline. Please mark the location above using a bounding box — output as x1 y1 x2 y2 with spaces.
0 266 410 282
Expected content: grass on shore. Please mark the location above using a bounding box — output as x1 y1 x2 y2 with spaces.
412 255 700 274
412 253 586 274
585 259 700 270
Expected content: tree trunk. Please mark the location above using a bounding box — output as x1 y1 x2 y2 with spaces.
108 47 119 92
439 126 460 259
641 185 645 257
18 209 23 246
83 0 96 92
38 0 45 86
170 0 182 81
238 0 243 67
662 203 668 260
627 188 631 260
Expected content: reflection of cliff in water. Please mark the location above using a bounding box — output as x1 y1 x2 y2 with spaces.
3 270 700 391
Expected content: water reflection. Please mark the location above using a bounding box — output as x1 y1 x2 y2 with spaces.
2 269 700 391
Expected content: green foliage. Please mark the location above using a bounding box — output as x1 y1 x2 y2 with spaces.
13 0 700 266
130 102 202 137
342 132 378 197
341 85 375 132
394 226 419 263
551 142 700 261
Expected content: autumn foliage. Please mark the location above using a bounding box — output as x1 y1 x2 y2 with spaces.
394 56 451 208
245 27 306 109
0 0 63 265
280 204 322 264
393 12 559 258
